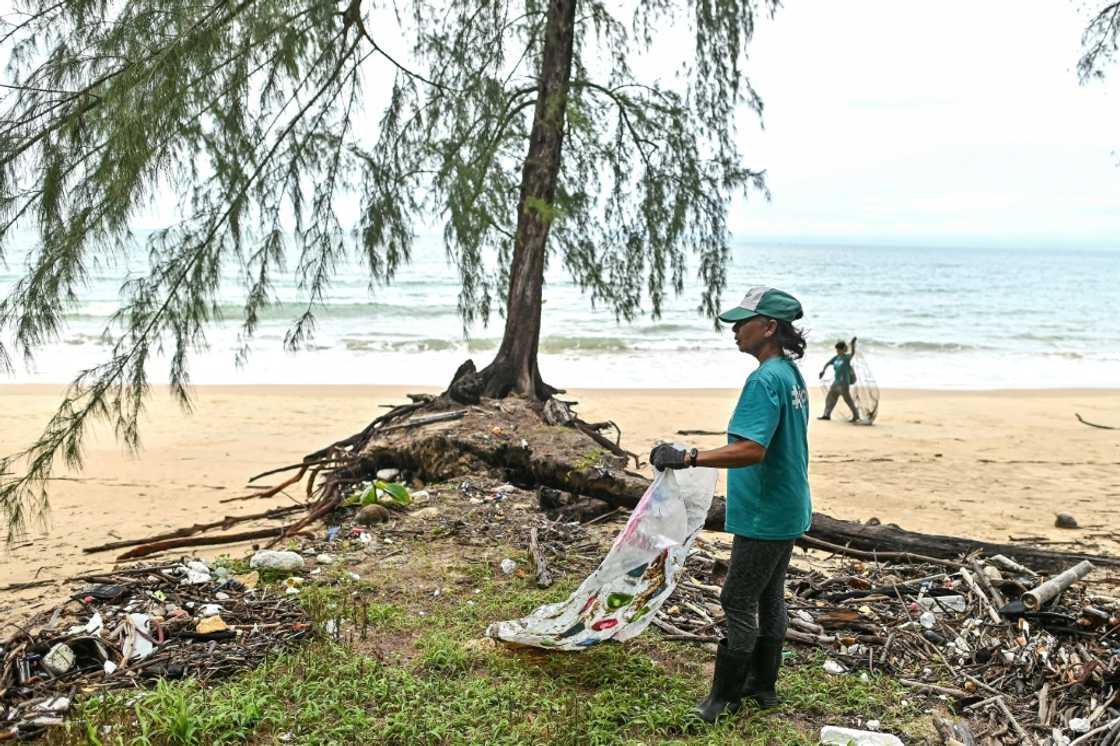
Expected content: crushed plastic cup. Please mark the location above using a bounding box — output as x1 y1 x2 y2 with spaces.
917 595 967 613
42 644 75 675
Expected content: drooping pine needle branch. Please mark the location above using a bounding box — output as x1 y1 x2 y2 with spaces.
0 0 776 536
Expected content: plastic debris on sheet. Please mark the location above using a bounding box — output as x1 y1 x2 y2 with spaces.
487 466 718 650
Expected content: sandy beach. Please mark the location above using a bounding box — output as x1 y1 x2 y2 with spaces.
3 384 1119 619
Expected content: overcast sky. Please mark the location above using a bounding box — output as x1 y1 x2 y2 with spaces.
731 1 1120 246
4 1 1118 249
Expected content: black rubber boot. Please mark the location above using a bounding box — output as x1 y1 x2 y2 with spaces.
695 640 751 723
744 637 783 708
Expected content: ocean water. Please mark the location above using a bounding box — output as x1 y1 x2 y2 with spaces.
1 235 1118 389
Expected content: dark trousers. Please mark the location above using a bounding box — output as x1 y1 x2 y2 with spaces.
720 535 794 652
823 382 858 418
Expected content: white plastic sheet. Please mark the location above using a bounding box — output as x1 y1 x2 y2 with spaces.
487 466 718 650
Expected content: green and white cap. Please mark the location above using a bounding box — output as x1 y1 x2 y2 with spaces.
717 286 803 323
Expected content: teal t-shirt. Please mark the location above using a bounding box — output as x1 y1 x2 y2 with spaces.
725 356 812 540
830 354 854 385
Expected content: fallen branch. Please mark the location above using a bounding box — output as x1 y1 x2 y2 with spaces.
528 527 553 588
899 679 972 699
796 534 961 569
676 429 726 436
0 578 55 593
1070 715 1120 746
995 696 1036 746
1076 413 1118 430
84 504 305 554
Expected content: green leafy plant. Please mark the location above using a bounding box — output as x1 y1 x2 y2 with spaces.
346 480 411 508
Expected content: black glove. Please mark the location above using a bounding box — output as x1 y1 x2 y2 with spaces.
649 444 689 471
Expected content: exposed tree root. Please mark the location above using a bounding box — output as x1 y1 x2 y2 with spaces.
84 504 305 554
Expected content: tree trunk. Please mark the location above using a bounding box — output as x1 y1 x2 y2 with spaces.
450 0 575 403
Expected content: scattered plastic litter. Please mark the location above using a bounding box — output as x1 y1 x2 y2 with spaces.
2 554 310 740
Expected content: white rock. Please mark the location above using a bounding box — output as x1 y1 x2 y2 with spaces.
820 726 903 746
186 560 210 573
822 659 847 675
1069 718 1091 733
249 550 305 572
376 468 401 481
103 660 118 674
796 609 815 623
866 720 881 731
316 553 335 565
198 603 223 616
500 559 517 575
214 592 230 601
42 644 76 674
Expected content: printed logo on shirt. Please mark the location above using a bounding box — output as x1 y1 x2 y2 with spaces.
791 385 808 411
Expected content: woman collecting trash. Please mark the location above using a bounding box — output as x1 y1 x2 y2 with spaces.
650 286 811 723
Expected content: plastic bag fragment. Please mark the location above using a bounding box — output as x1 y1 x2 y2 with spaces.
487 467 717 650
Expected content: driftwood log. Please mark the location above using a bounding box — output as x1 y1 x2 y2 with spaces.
796 512 1119 574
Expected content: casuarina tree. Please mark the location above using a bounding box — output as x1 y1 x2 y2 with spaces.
1080 2 1120 80
0 0 773 533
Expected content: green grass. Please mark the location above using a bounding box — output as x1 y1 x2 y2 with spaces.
50 545 934 744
